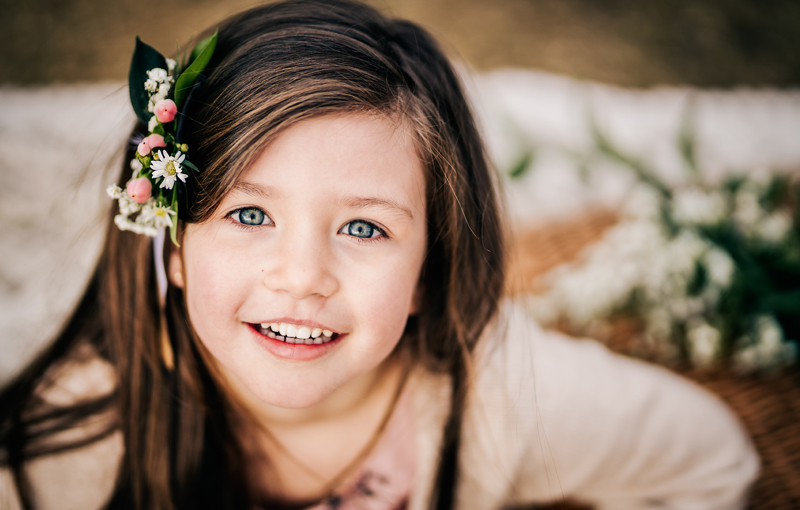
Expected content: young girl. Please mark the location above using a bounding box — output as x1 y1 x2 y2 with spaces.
0 1 759 509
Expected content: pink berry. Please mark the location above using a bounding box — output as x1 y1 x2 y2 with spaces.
126 177 152 203
143 133 166 149
154 99 178 123
137 141 151 157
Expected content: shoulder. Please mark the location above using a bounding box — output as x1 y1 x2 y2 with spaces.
470 301 745 428
459 300 759 509
1 345 123 510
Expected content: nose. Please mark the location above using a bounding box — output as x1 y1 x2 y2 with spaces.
262 227 338 300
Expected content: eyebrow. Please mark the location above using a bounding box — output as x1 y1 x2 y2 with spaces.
229 181 414 220
229 181 281 200
338 195 415 220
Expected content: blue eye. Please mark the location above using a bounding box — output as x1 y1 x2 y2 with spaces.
346 220 375 238
231 207 267 226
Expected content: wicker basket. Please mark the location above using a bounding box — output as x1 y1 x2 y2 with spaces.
508 211 800 510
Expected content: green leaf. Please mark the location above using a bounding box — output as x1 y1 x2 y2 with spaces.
678 104 698 177
174 31 218 110
508 151 534 179
189 32 215 66
169 213 179 247
129 37 168 125
182 159 199 172
153 123 165 136
169 187 180 247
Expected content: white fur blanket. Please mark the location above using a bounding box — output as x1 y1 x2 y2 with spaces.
1 73 799 383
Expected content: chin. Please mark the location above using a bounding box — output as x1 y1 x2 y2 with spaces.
240 370 350 411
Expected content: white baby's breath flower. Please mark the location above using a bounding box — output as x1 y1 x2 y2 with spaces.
118 195 140 216
733 186 763 230
139 201 176 229
703 247 735 289
148 115 159 133
755 315 783 352
734 315 796 371
623 184 663 221
758 212 792 243
147 68 169 83
144 79 158 93
166 58 176 72
672 188 727 226
158 82 171 96
106 184 124 200
151 150 188 189
115 215 157 237
107 186 141 216
130 158 143 172
687 319 721 367
645 307 673 341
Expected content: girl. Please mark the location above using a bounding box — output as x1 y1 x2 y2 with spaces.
0 1 758 509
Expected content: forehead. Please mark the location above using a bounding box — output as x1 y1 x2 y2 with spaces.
233 113 426 213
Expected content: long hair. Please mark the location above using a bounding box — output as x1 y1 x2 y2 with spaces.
0 1 506 508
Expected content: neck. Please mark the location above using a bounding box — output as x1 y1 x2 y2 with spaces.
220 351 411 502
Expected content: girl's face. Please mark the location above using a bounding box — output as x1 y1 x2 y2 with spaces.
170 113 427 411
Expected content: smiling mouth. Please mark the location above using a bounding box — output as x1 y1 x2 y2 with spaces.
252 322 340 345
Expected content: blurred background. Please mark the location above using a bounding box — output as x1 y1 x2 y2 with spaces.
2 0 800 507
3 0 800 86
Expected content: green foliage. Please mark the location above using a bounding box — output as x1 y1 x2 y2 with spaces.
508 151 534 179
174 31 218 110
129 38 168 124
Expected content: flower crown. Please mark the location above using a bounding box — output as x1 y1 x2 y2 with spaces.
107 32 218 246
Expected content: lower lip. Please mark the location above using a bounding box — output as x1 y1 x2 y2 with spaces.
248 324 344 361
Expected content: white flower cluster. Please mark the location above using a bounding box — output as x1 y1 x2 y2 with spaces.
671 188 727 226
733 180 792 243
526 177 797 371
734 315 798 372
106 184 176 237
144 67 174 114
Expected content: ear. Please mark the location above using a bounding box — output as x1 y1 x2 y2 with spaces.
168 245 185 289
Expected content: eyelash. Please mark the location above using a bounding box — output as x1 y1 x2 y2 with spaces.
339 220 389 245
225 207 389 243
226 207 274 231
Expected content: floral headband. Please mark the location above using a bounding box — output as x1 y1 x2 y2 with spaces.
107 32 218 246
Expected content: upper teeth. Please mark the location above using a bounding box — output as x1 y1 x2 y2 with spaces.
261 322 334 340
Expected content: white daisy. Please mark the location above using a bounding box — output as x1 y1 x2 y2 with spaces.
150 150 187 189
139 201 177 229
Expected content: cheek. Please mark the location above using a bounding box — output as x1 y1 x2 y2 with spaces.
351 249 424 349
183 235 251 345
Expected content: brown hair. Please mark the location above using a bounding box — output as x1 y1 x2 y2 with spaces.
0 1 506 508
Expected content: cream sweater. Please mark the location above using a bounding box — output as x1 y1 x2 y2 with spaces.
1 304 759 509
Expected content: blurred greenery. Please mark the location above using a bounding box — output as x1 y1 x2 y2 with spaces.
1 0 800 86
